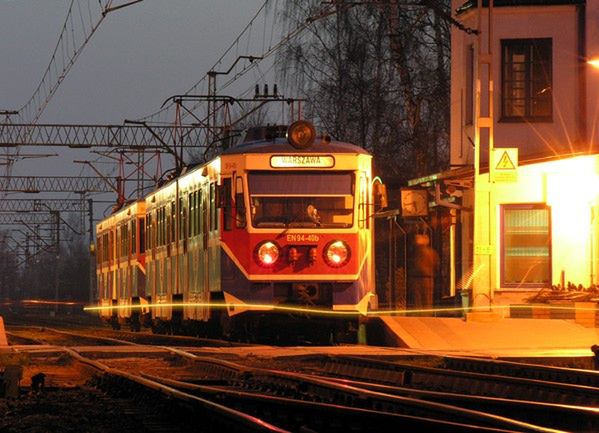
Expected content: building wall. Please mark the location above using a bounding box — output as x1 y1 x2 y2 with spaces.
588 0 599 149
450 3 585 167
490 155 599 290
450 2 599 302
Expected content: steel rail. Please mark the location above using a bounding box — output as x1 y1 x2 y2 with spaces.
64 347 290 433
309 355 599 406
166 354 563 433
143 372 523 433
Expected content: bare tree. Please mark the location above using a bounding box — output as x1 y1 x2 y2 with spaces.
277 0 450 186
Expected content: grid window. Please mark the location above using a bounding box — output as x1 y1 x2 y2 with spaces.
502 38 552 121
501 204 551 288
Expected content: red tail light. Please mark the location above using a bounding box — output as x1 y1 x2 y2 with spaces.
288 247 299 263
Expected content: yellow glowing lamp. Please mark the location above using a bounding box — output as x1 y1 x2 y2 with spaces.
324 240 350 267
287 120 316 149
257 241 280 266
588 58 599 69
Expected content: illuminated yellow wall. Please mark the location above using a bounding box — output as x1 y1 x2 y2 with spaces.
489 155 599 289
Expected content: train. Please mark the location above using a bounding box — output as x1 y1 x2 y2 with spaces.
95 121 386 342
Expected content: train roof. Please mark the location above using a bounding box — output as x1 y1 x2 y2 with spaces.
221 137 371 156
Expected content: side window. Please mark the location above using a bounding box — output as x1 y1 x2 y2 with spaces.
158 207 163 246
199 189 205 235
235 176 246 229
145 213 152 250
210 182 216 231
222 178 232 231
103 233 109 263
359 175 367 229
109 231 114 263
139 217 145 253
132 219 136 256
188 192 195 237
170 202 176 243
179 197 186 240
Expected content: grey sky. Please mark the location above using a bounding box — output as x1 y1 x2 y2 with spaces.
0 0 273 220
1 0 265 124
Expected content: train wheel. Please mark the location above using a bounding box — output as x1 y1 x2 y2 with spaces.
110 315 121 331
130 313 141 332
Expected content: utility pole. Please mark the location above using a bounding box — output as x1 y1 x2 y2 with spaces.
53 211 60 314
473 0 495 309
88 199 95 304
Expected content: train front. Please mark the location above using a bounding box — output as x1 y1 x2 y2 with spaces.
219 122 379 340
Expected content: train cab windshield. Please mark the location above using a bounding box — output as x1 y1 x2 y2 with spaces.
249 172 354 228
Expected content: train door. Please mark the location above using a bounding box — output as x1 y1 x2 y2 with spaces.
198 181 210 320
201 181 210 294
208 181 221 293
178 195 187 298
357 173 373 298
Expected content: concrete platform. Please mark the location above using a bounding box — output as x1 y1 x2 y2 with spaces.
378 315 599 357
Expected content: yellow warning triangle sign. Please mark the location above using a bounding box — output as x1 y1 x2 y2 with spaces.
496 151 516 170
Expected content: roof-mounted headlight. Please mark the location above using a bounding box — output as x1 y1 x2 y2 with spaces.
287 120 316 149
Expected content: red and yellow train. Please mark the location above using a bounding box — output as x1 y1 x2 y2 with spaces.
96 121 385 341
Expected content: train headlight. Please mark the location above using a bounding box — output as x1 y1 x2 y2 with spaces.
287 120 316 149
324 240 350 267
257 241 280 266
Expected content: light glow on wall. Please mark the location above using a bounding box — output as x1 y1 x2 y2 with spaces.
518 155 599 286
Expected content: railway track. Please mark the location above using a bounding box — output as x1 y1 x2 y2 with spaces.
5 324 599 432
6 324 240 348
291 355 599 406
158 351 596 432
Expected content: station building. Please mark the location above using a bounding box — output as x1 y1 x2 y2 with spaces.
404 0 599 315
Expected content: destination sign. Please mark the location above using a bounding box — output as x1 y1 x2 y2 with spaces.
270 155 335 168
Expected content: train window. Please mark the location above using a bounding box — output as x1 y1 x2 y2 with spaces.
145 214 151 250
235 176 246 229
359 175 369 229
132 220 136 255
171 202 176 243
156 209 160 246
248 172 354 228
161 206 166 246
199 189 205 235
197 191 201 235
222 178 232 231
120 225 124 257
188 193 194 237
210 183 216 231
158 208 163 246
109 231 114 263
102 233 108 263
179 197 186 240
96 235 101 265
125 224 129 257
139 218 145 253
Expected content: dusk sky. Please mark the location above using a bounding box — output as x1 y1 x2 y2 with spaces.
0 0 266 124
0 0 271 202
